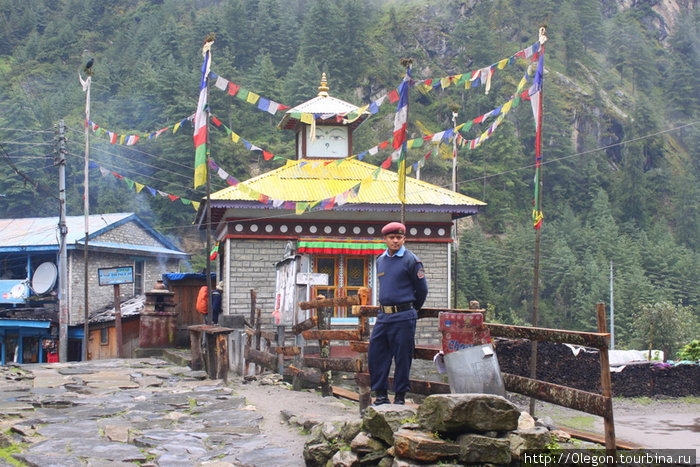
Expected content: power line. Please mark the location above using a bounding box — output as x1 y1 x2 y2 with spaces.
453 121 699 189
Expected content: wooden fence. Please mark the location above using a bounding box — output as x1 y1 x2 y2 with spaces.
244 291 616 452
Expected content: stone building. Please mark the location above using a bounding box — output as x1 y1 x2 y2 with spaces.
0 212 187 363
195 76 485 344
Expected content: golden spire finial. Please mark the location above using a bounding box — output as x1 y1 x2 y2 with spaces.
318 73 329 97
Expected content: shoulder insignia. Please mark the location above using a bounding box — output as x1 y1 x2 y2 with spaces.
417 268 425 279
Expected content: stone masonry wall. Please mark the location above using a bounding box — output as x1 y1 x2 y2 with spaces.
68 250 179 325
94 220 166 248
226 238 289 319
409 241 448 348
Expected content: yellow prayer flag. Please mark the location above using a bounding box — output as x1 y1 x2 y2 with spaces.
119 135 126 144
246 92 260 104
300 113 313 125
192 201 200 211
295 202 308 215
231 132 240 143
173 121 181 133
497 58 508 69
134 182 144 193
501 100 512 114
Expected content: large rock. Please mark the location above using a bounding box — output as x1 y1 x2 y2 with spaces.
362 404 417 445
507 426 552 458
392 428 461 462
330 448 360 467
456 432 511 464
417 393 520 433
350 431 386 453
303 441 339 466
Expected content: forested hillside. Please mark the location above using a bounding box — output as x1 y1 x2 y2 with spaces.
0 0 697 354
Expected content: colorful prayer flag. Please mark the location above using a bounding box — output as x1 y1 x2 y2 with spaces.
193 39 213 189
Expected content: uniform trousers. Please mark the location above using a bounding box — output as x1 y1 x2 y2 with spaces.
368 316 416 394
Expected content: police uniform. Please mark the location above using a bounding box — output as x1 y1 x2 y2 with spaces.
368 222 428 405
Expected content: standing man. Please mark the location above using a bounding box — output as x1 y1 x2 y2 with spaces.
211 281 223 324
369 222 428 405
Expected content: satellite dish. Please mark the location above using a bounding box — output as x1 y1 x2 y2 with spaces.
32 262 58 295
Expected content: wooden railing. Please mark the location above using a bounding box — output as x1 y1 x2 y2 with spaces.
243 291 616 452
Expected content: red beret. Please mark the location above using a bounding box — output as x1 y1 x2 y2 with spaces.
381 222 406 235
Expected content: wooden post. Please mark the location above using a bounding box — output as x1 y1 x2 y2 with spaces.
596 303 616 455
113 284 123 358
316 295 332 397
356 287 372 412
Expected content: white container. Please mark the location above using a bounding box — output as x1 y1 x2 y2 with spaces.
443 343 506 396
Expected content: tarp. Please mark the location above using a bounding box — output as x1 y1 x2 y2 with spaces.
162 273 216 287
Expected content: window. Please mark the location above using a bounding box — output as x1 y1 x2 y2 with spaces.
100 327 108 345
312 255 369 319
134 260 144 295
313 255 337 304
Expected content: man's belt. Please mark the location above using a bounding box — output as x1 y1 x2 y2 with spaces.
380 302 414 314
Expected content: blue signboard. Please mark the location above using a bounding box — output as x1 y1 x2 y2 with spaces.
98 266 134 286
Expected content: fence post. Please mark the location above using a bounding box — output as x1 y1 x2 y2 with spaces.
596 303 616 455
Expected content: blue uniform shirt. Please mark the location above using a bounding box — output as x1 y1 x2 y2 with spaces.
376 245 428 323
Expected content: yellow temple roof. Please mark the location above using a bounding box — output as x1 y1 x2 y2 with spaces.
211 158 485 208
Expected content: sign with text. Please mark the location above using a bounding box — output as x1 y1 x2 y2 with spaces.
98 266 134 286
296 272 329 286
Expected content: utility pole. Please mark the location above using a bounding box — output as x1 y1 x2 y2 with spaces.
56 120 69 362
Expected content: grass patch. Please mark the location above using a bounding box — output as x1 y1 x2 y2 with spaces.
0 442 27 466
558 415 596 432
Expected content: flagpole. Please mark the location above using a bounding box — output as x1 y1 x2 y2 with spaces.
79 69 92 362
193 36 214 325
529 26 547 416
396 59 412 225
451 110 459 309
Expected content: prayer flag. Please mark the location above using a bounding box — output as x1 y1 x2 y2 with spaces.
193 39 213 188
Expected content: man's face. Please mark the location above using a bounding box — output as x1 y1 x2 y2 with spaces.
384 233 405 254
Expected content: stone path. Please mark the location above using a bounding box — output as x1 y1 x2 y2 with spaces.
0 358 305 466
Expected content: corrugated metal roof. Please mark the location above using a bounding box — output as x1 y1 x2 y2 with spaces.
211 158 486 207
0 213 133 247
0 213 187 256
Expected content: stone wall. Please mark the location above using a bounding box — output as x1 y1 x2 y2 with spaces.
226 238 289 317
406 242 447 348
94 220 166 248
68 250 179 325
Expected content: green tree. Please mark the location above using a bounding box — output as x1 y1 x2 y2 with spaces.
632 302 699 360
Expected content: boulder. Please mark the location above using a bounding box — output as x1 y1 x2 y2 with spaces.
507 426 552 458
330 448 360 467
518 411 536 429
339 418 363 443
456 432 511 464
350 431 386 453
417 393 520 433
362 404 417 445
303 441 339 466
392 428 461 462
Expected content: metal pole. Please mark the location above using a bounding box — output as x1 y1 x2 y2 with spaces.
83 75 91 361
451 111 458 308
609 260 615 350
57 120 69 362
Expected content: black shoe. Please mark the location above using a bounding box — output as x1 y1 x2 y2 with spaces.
393 392 405 405
372 391 390 406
